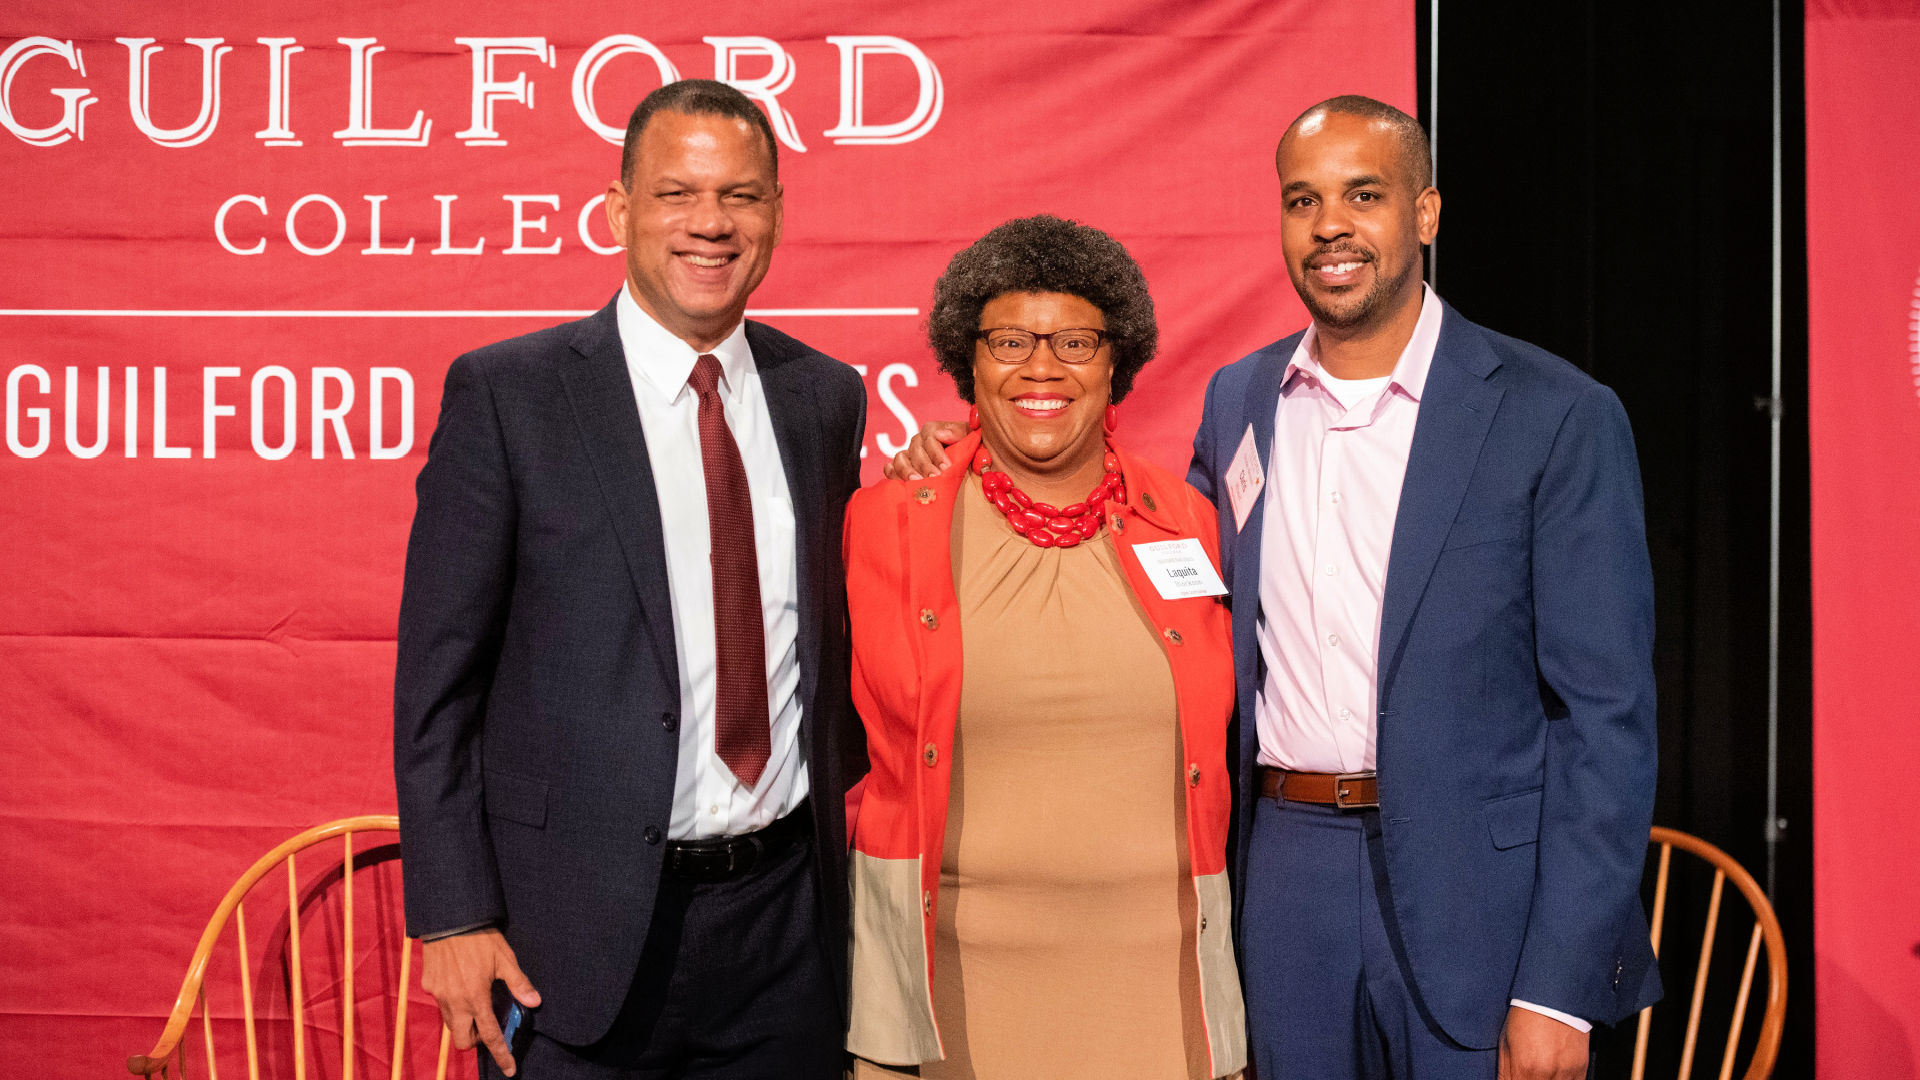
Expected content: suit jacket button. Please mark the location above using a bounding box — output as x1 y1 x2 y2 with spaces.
920 609 939 630
644 826 662 845
923 743 939 767
1188 763 1201 787
1111 516 1126 534
915 487 936 504
1163 627 1183 645
923 890 933 915
1141 492 1157 512
661 711 678 733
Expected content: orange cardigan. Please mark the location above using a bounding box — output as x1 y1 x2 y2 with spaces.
841 430 1246 1077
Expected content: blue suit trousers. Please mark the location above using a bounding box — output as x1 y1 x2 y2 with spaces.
1243 798 1496 1080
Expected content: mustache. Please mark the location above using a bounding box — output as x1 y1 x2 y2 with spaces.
1304 244 1375 266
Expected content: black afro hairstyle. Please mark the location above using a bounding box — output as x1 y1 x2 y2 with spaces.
926 215 1157 404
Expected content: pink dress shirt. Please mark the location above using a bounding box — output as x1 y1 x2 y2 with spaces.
1251 285 1592 1033
1254 286 1440 775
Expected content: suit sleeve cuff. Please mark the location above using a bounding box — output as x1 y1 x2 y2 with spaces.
1511 999 1593 1033
421 920 495 942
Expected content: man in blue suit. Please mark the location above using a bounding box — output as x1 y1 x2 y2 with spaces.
1183 96 1661 1078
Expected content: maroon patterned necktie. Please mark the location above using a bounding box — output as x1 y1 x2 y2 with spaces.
688 354 771 789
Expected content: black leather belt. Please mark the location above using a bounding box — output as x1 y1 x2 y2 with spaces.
663 801 811 883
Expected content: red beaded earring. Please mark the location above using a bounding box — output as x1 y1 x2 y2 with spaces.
968 405 980 431
1103 405 1119 434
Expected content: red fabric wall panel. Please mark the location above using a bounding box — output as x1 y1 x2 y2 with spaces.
1806 2 1920 1074
0 1 1411 1070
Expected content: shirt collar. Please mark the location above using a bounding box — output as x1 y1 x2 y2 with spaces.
1284 283 1444 402
615 282 753 404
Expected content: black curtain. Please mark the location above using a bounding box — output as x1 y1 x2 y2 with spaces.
1418 1 1813 1075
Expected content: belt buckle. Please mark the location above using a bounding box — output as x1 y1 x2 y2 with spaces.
1331 772 1377 809
671 840 735 882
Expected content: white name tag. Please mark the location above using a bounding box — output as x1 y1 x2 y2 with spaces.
1132 538 1230 601
1224 425 1265 533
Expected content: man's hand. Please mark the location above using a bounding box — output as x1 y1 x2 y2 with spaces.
1498 1005 1589 1080
881 421 970 480
421 928 541 1077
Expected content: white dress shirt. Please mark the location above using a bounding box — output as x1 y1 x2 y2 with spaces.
616 284 807 841
1253 285 1590 1033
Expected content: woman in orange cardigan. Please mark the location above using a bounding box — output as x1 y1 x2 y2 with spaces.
845 216 1245 1080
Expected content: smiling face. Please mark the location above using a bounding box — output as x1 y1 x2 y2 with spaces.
1275 109 1439 334
605 109 782 351
972 291 1114 486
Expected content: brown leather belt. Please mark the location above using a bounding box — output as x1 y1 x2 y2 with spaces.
1259 766 1379 809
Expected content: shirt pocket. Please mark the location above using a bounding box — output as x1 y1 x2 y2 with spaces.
758 492 799 622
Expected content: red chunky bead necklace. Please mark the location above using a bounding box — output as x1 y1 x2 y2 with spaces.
971 444 1127 549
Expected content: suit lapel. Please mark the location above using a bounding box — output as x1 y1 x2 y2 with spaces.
1230 337 1294 783
1229 338 1292 672
1377 308 1504 684
749 322 827 718
556 296 680 692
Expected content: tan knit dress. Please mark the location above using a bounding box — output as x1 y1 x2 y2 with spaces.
855 473 1207 1080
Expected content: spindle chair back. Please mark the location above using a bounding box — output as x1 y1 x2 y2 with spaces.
1630 826 1788 1080
127 815 457 1080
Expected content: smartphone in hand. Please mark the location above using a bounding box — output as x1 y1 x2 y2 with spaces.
491 981 536 1064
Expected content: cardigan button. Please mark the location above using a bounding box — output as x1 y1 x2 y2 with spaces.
1141 491 1157 512
923 743 939 767
1188 763 1201 787
915 486 935 504
923 890 933 915
919 609 939 630
1164 627 1184 646
1111 516 1126 534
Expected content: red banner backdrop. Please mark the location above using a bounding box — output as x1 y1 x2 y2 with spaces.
0 1 1412 1071
1806 1 1920 1075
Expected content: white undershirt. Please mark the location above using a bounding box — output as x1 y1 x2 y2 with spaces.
1313 370 1392 412
616 284 807 841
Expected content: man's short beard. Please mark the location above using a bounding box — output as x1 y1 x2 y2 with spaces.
1300 260 1413 332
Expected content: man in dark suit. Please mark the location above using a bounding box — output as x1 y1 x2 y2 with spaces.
1184 97 1661 1079
394 79 866 1079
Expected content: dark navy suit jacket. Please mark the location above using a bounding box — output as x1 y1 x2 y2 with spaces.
1188 301 1662 1049
394 297 867 1047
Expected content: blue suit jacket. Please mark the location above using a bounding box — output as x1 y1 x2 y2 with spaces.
1188 301 1662 1048
394 297 868 1046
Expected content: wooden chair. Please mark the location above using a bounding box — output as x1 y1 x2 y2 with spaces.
128 815 460 1080
1630 826 1788 1080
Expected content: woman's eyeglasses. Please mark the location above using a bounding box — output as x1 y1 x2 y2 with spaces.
976 328 1109 364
